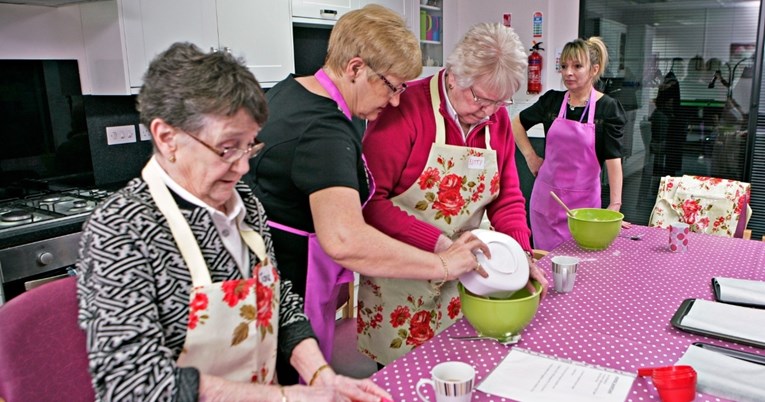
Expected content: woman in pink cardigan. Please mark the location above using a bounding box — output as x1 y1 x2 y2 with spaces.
359 23 549 365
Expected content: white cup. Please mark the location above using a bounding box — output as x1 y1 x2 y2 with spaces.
552 255 579 293
416 361 475 402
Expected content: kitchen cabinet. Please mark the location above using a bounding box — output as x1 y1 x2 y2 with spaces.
409 0 456 77
360 0 405 17
81 0 293 95
292 0 360 25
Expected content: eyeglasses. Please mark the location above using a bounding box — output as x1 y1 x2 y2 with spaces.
469 87 513 107
184 132 265 163
368 66 407 96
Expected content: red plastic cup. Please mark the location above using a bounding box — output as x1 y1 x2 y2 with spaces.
638 365 697 402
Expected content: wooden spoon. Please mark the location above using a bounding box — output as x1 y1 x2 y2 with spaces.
549 191 575 218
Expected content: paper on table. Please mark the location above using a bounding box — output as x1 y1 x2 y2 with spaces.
715 277 765 306
680 299 765 344
677 343 765 402
477 348 635 402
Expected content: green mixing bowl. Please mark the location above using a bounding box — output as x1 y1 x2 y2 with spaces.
567 208 623 250
458 281 541 340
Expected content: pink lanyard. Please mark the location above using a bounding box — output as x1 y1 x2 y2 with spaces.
312 68 376 205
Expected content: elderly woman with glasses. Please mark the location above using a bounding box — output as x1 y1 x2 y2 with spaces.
359 23 549 365
249 5 491 382
76 42 392 402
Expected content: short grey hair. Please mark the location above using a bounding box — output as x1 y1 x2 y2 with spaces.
137 42 268 136
445 23 527 101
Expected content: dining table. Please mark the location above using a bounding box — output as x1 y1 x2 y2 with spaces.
371 225 765 401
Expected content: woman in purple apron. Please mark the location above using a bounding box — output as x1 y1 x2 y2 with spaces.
512 37 627 251
248 5 490 384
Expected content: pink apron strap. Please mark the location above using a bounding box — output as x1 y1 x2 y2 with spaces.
267 219 354 363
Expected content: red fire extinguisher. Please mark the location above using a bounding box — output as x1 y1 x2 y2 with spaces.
527 41 544 94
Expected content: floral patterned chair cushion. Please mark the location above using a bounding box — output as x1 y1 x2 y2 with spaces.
649 175 751 238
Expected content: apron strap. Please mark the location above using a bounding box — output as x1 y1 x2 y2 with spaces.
142 157 212 286
429 75 447 145
586 88 597 123
240 229 267 263
429 72 491 149
315 69 352 120
315 68 377 203
560 89 597 123
267 220 311 236
558 92 570 119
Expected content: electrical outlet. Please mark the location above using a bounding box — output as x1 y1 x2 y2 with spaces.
139 124 152 141
106 125 137 145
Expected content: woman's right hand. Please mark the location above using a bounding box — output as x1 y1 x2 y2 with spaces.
526 153 544 176
439 232 491 279
285 375 394 402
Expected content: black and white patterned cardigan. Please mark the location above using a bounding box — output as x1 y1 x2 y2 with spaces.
76 178 314 402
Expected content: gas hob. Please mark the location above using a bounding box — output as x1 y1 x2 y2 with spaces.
0 188 112 241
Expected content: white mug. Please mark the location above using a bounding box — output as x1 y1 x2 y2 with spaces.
416 361 475 402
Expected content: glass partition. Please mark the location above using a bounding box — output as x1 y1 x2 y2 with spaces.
581 0 760 225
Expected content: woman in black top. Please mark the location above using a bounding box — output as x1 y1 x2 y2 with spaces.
512 37 626 250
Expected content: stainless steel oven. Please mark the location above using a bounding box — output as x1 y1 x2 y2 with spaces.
0 188 112 304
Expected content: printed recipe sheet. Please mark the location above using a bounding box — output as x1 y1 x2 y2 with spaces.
478 348 635 402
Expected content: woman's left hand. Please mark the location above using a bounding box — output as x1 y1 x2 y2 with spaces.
526 257 549 299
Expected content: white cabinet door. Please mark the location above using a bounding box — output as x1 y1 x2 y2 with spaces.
121 0 218 89
292 0 360 24
360 0 406 18
218 0 294 85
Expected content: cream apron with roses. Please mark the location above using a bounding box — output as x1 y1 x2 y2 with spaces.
357 75 499 365
142 158 280 384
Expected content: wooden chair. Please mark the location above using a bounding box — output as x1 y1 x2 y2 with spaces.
742 229 765 241
332 275 378 378
532 249 549 260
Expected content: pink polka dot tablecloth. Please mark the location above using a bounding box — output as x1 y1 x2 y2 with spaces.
372 225 765 402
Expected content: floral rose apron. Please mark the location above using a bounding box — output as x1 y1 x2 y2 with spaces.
357 74 499 365
266 69 373 363
530 89 601 251
142 158 280 384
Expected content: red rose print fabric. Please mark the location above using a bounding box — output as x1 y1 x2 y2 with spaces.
357 125 500 365
649 175 750 237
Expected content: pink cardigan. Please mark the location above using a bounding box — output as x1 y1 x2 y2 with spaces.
362 71 532 252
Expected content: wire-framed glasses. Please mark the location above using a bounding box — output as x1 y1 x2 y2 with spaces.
368 65 407 96
184 132 265 163
469 87 514 107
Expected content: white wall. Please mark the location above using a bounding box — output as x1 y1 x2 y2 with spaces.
0 3 93 93
455 0 579 136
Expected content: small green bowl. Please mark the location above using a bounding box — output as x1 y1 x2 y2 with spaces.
567 208 623 250
458 281 541 340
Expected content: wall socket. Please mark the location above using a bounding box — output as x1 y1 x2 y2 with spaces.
106 125 137 145
139 124 152 141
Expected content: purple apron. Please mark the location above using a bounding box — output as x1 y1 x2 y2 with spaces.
530 89 601 251
266 69 374 362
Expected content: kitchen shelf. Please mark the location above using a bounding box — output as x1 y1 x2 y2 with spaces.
420 4 440 11
420 39 441 45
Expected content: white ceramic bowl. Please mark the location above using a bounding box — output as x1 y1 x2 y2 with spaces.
458 229 529 298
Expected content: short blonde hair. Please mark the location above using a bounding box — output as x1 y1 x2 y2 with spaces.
446 23 527 101
325 4 421 81
560 37 609 82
